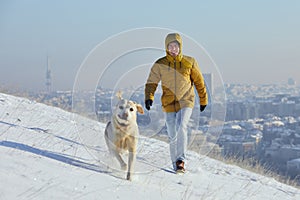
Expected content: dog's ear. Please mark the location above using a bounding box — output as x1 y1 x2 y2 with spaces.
135 103 144 114
116 91 123 100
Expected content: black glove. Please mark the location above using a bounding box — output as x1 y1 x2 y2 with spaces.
200 105 206 112
145 99 153 111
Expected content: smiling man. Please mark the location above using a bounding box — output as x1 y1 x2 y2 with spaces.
144 33 208 173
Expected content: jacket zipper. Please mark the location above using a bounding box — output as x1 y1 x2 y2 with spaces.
174 60 177 112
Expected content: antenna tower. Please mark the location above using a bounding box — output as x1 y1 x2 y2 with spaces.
46 56 52 93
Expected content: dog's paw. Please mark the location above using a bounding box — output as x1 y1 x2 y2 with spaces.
126 173 139 181
126 172 132 181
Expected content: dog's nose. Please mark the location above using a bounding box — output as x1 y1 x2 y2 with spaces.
123 112 128 118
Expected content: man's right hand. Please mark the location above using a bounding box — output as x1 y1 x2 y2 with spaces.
145 99 153 111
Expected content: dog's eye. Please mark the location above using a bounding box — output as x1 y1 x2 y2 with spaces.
119 106 124 109
130 108 134 112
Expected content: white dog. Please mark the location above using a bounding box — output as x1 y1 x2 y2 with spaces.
104 92 144 181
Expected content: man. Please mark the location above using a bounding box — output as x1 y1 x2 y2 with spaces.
144 33 208 173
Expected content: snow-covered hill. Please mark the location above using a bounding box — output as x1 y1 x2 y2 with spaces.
0 92 299 200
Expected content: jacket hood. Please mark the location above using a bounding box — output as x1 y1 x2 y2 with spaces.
165 33 183 62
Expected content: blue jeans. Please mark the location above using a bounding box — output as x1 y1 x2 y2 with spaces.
165 107 192 170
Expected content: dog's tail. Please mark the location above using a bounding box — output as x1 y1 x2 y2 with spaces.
116 91 123 100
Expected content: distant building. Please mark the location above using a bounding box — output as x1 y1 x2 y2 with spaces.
287 78 296 86
279 101 296 116
264 146 300 169
226 101 259 121
222 141 256 159
287 158 300 178
203 73 213 96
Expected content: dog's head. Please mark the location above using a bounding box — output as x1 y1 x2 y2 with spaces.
113 92 144 126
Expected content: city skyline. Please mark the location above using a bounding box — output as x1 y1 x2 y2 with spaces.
0 1 299 92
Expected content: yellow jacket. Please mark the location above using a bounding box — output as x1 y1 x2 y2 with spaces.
145 33 208 112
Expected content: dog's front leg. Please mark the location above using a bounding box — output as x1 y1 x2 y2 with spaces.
113 151 127 170
126 151 136 181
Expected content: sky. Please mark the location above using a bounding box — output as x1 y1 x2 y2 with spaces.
0 0 300 92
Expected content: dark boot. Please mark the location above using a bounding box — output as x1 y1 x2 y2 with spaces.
176 160 185 173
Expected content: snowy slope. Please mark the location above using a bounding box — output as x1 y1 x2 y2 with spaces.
0 93 299 200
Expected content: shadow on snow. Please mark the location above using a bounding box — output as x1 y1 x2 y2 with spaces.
0 140 111 175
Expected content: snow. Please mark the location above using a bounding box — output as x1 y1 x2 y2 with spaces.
0 93 300 200
231 125 242 130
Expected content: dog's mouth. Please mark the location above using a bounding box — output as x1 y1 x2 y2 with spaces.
116 115 129 126
117 114 128 121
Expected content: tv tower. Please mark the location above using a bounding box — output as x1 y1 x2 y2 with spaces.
46 56 52 93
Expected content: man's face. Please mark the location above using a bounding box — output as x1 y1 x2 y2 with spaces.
167 41 180 57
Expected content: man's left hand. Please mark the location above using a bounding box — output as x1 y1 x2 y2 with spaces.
200 105 206 112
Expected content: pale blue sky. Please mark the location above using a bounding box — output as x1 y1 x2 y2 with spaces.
0 0 299 91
